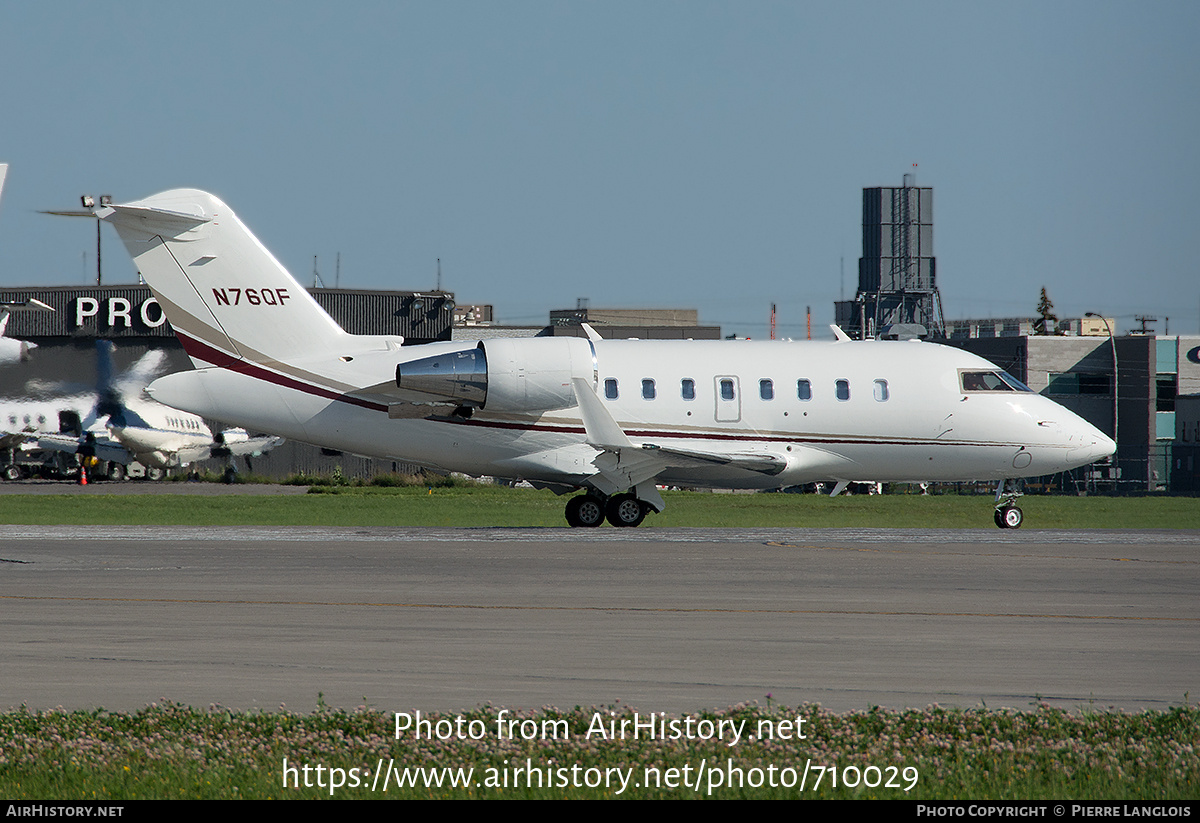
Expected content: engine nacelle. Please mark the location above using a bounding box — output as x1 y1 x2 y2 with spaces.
395 337 597 413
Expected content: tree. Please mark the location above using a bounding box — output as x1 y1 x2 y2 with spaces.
1034 287 1058 335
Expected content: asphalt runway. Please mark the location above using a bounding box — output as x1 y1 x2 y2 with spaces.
1 525 1196 714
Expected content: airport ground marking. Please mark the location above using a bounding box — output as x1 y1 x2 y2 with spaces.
764 541 1199 565
2 594 1196 622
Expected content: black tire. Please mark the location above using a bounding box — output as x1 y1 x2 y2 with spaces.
106 463 126 482
566 495 605 528
2 465 21 481
606 493 646 528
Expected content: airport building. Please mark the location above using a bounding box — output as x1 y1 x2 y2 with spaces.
450 303 721 341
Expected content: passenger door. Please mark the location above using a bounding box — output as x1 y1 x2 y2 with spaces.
714 376 741 422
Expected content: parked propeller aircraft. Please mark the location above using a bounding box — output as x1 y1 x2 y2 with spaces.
1 342 281 480
99 189 1114 526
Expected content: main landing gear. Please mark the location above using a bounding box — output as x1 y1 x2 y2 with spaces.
994 479 1024 529
565 492 649 528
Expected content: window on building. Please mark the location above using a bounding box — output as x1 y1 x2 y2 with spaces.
642 378 656 400
759 379 774 400
1046 372 1111 396
797 379 812 401
604 378 618 400
1157 375 1177 412
836 380 850 401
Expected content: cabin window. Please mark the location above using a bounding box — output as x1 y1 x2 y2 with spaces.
835 380 850 401
759 379 774 400
604 378 619 400
642 379 656 400
797 379 812 401
874 379 889 402
720 379 736 401
681 378 695 400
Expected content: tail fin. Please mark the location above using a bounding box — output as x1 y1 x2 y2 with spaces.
99 189 346 369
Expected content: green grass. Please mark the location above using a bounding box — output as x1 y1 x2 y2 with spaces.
1 702 1195 799
0 486 1197 528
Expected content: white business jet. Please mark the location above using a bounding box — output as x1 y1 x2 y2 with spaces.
0 164 52 366
99 189 1114 528
0 299 52 366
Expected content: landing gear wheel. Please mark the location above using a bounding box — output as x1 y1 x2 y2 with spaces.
995 505 1023 529
606 493 646 528
566 495 605 528
106 463 126 482
2 465 21 481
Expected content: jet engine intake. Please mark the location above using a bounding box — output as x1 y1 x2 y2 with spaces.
394 337 596 413
394 347 488 407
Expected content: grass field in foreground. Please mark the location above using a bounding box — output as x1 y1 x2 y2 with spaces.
0 486 1197 528
1 702 1195 799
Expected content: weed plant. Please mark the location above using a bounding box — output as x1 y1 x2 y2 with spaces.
0 701 1194 799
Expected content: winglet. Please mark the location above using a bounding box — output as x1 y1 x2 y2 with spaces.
580 323 602 342
571 377 633 450
830 325 851 342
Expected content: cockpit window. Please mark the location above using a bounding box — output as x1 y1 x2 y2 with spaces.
960 370 1032 393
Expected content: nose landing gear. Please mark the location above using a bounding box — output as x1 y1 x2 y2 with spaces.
994 479 1024 529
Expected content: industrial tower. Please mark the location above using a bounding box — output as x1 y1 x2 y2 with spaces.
835 174 946 339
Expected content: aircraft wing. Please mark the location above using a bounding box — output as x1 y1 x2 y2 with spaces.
37 433 132 464
636 443 788 474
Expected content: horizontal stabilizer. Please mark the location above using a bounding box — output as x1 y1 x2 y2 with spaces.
98 201 212 237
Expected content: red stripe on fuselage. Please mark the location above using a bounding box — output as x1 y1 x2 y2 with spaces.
176 331 387 413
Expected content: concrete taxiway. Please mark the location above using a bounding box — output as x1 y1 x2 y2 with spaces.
1 525 1196 713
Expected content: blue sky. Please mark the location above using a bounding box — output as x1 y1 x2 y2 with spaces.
1 1 1196 338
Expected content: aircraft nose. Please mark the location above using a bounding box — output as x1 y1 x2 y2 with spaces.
1065 421 1116 467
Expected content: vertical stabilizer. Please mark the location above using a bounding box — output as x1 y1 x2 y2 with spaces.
98 189 347 369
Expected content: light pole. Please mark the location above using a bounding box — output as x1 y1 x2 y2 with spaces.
42 195 112 286
1085 312 1118 464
